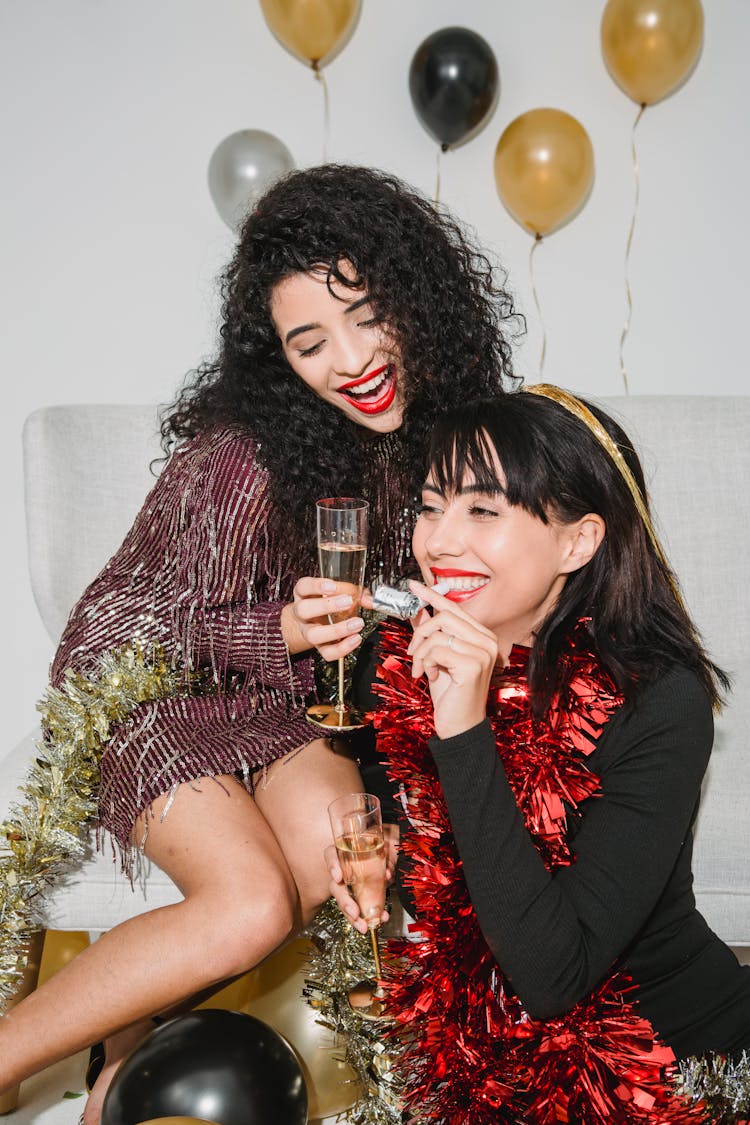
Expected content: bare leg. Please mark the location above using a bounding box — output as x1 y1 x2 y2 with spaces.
85 739 361 1122
0 772 300 1098
254 736 363 923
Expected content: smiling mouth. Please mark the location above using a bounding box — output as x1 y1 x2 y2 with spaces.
338 364 397 415
430 568 490 602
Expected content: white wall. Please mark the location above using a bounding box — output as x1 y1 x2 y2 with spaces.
2 0 748 748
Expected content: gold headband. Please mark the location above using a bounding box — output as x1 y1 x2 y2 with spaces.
524 383 672 576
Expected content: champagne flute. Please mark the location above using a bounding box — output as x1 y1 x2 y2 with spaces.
328 792 387 987
306 497 369 732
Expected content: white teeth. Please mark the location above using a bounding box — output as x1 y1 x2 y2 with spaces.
433 576 489 592
344 368 388 397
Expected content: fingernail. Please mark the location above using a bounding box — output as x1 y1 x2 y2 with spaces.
334 594 353 609
321 580 336 593
347 634 361 649
346 616 364 632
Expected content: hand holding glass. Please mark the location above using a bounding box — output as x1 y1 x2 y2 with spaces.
306 498 369 731
328 792 386 980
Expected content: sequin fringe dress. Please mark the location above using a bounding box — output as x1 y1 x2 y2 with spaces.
50 426 318 867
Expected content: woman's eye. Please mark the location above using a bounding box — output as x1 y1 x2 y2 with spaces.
468 505 499 518
298 341 323 358
415 502 441 518
357 316 379 329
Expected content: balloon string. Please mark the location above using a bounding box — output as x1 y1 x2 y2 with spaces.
529 234 547 377
314 65 330 163
435 147 442 204
619 103 646 395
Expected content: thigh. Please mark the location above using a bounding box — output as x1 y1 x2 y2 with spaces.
135 774 298 907
253 737 363 918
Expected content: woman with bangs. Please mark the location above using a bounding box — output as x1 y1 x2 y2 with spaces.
0 164 520 1123
332 387 750 1123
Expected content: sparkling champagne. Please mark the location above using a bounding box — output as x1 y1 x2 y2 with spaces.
335 831 387 928
318 542 367 621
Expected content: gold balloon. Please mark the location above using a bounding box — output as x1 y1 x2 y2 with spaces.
259 0 361 68
196 971 255 1014
136 1119 214 1124
242 938 361 1119
493 109 594 238
38 929 90 986
601 0 704 106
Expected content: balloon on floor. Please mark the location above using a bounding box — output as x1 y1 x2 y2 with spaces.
37 929 89 987
242 938 361 1120
100 1010 307 1125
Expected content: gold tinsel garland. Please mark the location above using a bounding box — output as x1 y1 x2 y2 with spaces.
0 645 185 1010
304 900 403 1125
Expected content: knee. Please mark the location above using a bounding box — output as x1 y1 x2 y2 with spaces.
196 876 298 980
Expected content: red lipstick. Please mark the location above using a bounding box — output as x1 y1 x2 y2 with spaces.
430 567 489 604
339 364 389 391
337 364 397 415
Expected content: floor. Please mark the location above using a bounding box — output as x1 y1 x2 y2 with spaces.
4 1052 90 1125
5 1055 343 1124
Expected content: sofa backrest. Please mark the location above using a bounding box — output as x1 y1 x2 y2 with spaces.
597 396 750 945
22 398 750 944
23 404 162 644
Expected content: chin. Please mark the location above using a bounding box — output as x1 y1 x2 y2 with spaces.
348 403 404 434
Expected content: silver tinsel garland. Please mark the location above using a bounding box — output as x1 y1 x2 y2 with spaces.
304 900 404 1125
0 645 185 1010
677 1051 750 1123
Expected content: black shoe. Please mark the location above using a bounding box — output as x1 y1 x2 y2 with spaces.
84 1041 105 1093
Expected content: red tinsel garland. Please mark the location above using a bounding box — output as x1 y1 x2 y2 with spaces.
373 620 709 1124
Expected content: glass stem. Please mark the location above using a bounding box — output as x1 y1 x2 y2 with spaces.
370 925 382 980
336 656 345 714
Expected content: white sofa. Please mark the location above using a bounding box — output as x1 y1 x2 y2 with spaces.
3 396 750 941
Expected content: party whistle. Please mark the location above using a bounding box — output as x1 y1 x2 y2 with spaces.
371 580 450 619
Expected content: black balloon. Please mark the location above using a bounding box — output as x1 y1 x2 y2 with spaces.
101 1010 308 1125
409 26 499 150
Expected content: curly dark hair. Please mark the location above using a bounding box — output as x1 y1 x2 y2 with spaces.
162 164 522 570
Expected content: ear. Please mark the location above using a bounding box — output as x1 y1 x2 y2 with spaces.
559 514 606 575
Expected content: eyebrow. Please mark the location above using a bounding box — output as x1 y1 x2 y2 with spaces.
422 483 504 498
284 294 373 345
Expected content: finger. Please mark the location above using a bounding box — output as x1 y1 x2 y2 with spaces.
359 589 375 611
316 628 364 662
294 592 355 624
294 575 338 599
328 882 369 932
410 606 430 633
412 634 490 682
409 612 497 666
408 579 496 640
324 844 342 881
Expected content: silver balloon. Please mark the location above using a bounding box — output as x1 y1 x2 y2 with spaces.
208 129 296 232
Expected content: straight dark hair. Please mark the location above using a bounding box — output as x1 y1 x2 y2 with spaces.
427 393 728 715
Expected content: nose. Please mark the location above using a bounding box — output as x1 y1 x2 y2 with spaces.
423 507 464 560
331 324 375 378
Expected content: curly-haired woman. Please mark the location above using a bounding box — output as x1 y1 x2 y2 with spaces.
0 164 519 1123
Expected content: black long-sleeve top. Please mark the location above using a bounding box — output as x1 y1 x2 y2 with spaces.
355 652 750 1060
429 665 750 1059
